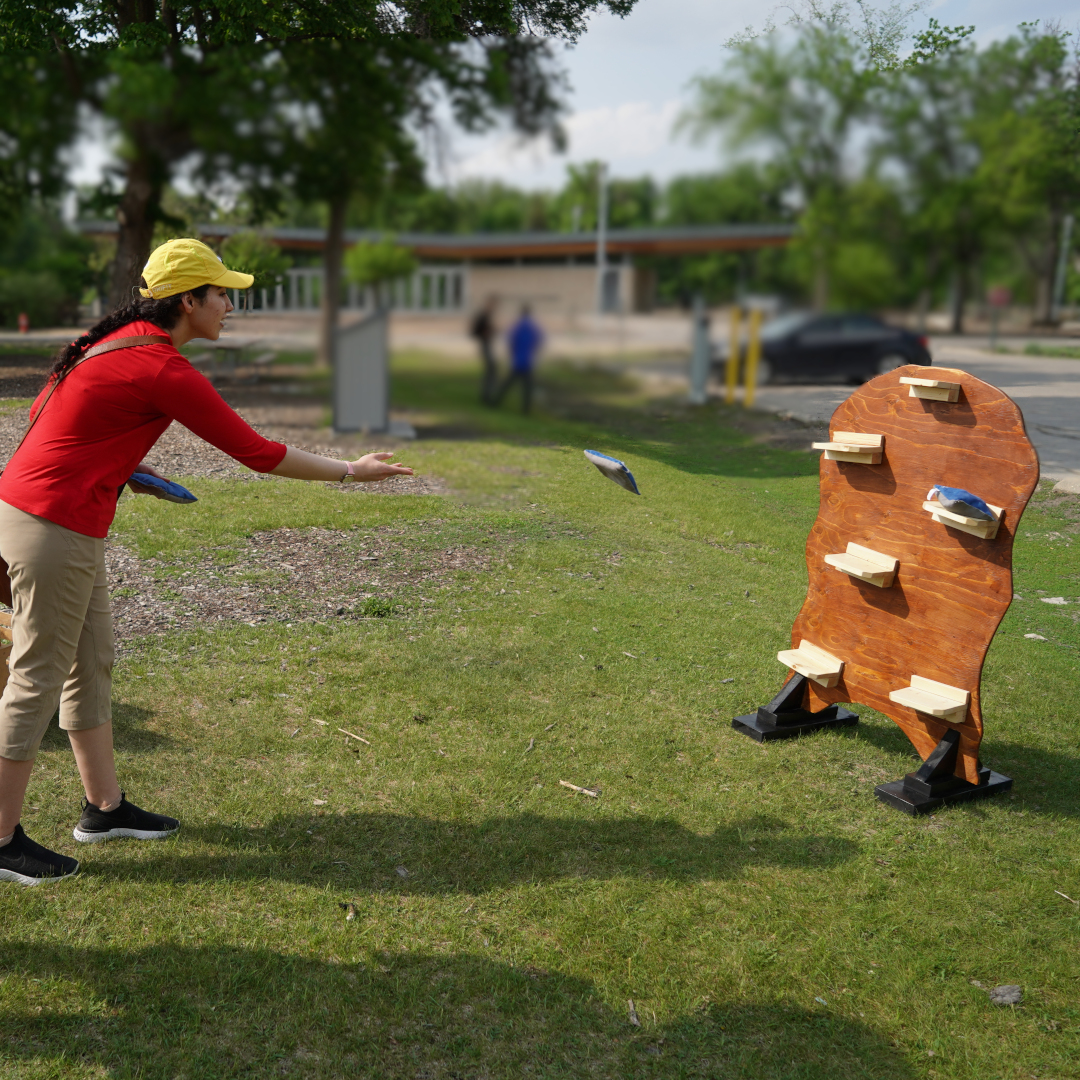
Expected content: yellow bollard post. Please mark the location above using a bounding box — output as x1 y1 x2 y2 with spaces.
725 305 741 405
743 308 763 408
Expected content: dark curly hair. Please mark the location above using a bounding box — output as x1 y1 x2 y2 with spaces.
51 281 212 379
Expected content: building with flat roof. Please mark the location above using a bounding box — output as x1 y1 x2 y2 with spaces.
79 221 794 319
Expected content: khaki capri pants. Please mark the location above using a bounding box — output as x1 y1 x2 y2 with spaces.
0 500 113 760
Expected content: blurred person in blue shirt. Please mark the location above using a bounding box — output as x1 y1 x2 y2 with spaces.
497 304 543 414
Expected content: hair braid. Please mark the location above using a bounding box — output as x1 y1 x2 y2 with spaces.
51 281 212 379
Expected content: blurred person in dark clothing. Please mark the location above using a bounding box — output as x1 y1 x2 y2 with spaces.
469 295 499 405
497 305 543 415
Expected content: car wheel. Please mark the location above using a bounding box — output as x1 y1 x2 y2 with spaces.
750 357 773 386
877 354 907 375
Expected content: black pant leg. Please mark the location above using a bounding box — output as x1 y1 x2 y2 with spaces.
521 368 533 414
480 341 498 404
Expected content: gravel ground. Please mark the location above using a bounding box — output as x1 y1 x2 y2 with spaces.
1 371 451 649
107 525 487 651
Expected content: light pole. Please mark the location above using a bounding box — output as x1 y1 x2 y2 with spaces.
595 162 609 314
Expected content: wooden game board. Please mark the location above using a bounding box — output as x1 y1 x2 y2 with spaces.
782 365 1039 786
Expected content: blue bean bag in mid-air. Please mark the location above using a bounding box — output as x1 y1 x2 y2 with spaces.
584 450 640 495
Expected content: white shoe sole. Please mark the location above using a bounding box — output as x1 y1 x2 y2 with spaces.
0 863 79 886
73 826 179 844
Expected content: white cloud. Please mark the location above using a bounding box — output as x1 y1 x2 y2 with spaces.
444 99 716 189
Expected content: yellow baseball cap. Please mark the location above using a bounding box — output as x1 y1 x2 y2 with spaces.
139 238 255 299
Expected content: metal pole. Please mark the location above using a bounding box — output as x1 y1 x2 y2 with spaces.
595 162 608 314
743 308 763 408
1052 213 1074 323
725 305 741 405
689 292 709 405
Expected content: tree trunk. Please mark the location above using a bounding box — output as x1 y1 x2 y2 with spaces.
1032 217 1058 326
916 248 939 334
1021 207 1064 327
108 149 162 311
318 196 348 370
812 247 829 312
949 265 966 335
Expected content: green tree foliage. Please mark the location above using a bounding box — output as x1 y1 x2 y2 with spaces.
0 206 96 328
681 15 875 308
344 237 419 308
684 7 1080 322
652 164 794 305
220 232 291 292
971 27 1080 324
875 19 987 329
0 0 637 313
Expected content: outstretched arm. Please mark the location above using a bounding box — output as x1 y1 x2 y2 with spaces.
150 360 414 484
269 448 413 483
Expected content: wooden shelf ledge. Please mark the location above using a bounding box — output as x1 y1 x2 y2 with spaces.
823 542 899 588
922 499 1002 540
811 431 884 464
899 376 961 402
889 675 970 723
777 639 844 688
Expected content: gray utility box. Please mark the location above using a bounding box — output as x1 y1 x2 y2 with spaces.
333 309 389 433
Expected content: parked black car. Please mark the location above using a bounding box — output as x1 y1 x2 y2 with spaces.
715 312 932 385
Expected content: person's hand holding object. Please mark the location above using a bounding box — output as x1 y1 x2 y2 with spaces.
126 461 171 497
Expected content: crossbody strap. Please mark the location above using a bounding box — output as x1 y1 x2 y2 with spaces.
81 334 171 361
6 334 172 465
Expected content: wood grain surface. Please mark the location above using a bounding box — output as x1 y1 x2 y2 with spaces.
790 365 1039 782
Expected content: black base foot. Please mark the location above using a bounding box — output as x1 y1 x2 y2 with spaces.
875 771 1012 815
732 675 859 742
874 728 1012 815
732 704 860 742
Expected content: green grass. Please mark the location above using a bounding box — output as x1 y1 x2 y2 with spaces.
0 344 55 358
1 355 1077 1079
995 342 1080 361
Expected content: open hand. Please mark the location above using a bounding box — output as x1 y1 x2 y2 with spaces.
350 452 415 482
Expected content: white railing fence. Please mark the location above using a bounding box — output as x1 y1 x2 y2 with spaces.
232 265 466 314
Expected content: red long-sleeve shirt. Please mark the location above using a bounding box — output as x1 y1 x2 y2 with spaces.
0 321 287 538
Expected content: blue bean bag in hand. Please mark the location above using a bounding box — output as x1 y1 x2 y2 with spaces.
927 484 993 520
584 450 640 495
128 472 198 504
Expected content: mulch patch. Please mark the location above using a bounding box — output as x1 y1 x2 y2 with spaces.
108 525 488 650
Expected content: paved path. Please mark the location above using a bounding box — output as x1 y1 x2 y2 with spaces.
753 339 1080 486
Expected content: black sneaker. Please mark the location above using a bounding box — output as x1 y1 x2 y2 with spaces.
73 793 180 844
0 824 79 886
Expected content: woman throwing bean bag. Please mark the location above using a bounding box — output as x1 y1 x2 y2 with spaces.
0 238 412 885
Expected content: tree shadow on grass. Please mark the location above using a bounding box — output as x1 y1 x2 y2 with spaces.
0 942 919 1079
89 811 859 893
35 704 172 756
36 702 172 756
395 365 821 482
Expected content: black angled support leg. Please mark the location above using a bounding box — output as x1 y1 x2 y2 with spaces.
731 673 859 742
875 728 1012 815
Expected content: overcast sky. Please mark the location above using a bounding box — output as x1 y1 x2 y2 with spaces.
69 0 1080 196
441 0 1080 190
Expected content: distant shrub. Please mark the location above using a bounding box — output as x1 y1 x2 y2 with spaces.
344 237 418 308
0 270 71 329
